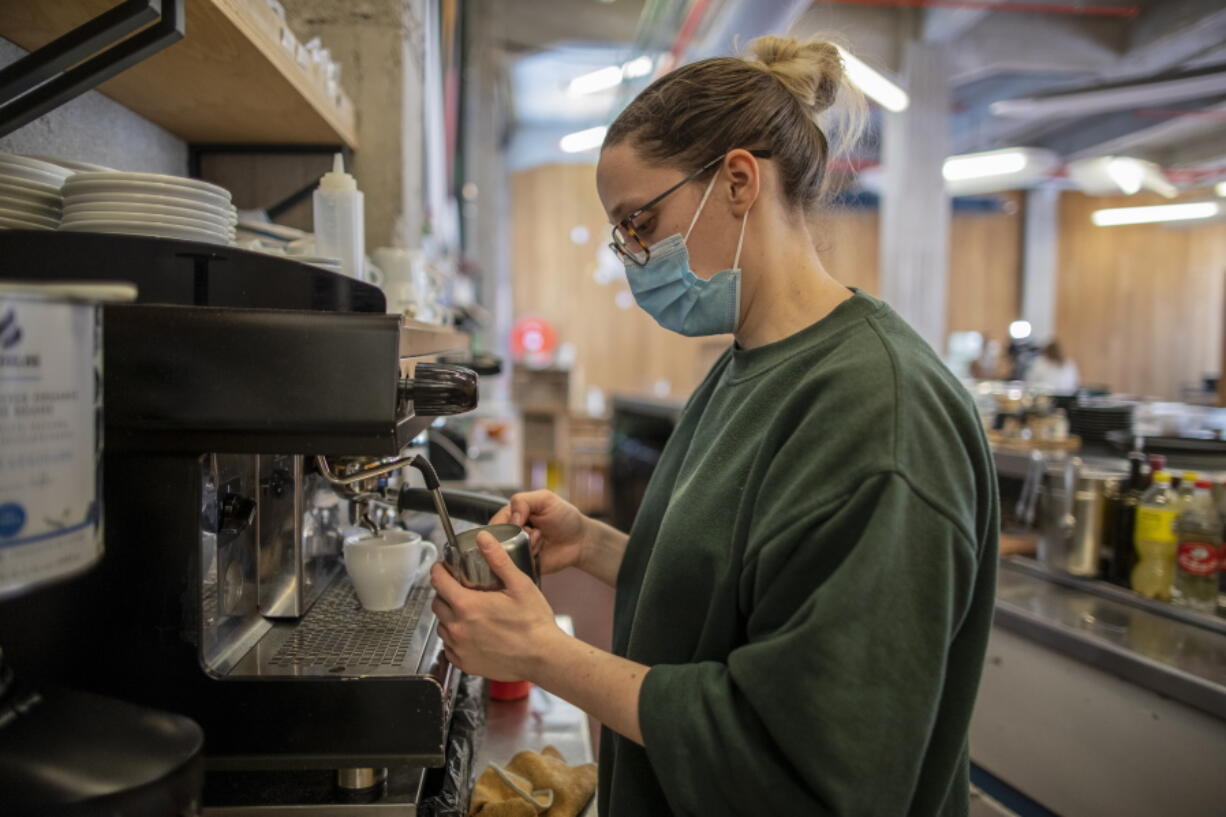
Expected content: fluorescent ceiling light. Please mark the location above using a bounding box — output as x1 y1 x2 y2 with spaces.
1104 157 1144 195
836 47 908 112
568 56 656 97
943 149 1027 181
559 125 608 154
568 66 623 96
1091 202 1220 227
622 56 653 79
1068 155 1176 198
942 148 1060 195
1217 181 1226 197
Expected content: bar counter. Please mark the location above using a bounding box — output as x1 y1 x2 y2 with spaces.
977 445 1226 816
994 557 1226 719
470 614 597 816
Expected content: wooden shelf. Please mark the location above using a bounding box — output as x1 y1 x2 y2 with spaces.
398 320 469 359
0 0 357 147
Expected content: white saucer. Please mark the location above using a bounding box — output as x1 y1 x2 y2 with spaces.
0 176 62 201
0 206 57 228
67 171 230 200
0 193 60 219
65 202 229 229
0 214 55 230
62 189 233 221
60 218 229 244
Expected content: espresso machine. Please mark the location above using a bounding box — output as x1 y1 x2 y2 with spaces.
0 232 503 814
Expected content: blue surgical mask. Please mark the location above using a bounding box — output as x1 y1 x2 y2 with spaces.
624 174 752 337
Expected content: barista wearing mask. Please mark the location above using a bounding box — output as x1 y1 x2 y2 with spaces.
430 35 999 817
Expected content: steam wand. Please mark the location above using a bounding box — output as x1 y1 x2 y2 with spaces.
314 453 461 563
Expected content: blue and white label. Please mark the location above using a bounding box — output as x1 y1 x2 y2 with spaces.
0 295 101 597
0 503 26 538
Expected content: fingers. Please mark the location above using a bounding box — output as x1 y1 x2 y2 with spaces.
475 530 530 592
431 595 457 625
430 561 469 608
508 490 555 527
529 527 542 556
489 503 513 525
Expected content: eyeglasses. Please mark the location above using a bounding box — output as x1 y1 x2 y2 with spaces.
609 149 773 267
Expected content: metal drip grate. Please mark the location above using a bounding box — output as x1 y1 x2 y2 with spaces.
266 577 430 673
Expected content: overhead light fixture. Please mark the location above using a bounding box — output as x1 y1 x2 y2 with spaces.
568 56 656 97
943 150 1027 181
559 125 608 154
568 66 623 96
837 47 908 112
622 55 653 79
1068 155 1177 198
1216 181 1226 197
1105 157 1144 195
941 148 1059 195
1091 201 1220 227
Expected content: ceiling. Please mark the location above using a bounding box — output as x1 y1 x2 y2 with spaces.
482 0 1226 184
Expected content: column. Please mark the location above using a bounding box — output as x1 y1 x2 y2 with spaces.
461 0 513 400
1021 185 1060 344
878 42 952 352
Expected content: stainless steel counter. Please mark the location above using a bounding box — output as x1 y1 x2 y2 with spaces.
992 443 1226 480
995 558 1226 720
472 615 597 816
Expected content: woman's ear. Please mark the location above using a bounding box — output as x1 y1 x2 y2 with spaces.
722 149 761 217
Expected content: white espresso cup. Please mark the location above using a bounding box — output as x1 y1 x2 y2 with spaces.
343 529 438 611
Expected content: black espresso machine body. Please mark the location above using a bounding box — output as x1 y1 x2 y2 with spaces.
0 233 485 779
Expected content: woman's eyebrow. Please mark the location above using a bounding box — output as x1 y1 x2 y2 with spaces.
609 199 637 224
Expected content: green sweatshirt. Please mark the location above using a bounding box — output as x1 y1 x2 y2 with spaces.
598 290 999 817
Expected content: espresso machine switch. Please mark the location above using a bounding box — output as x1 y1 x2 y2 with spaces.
219 493 257 538
398 363 478 417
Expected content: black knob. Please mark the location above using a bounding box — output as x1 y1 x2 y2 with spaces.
219 493 257 537
399 363 478 417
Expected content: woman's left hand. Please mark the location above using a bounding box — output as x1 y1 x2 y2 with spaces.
430 531 564 681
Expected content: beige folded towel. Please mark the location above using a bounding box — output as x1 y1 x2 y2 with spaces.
470 745 597 817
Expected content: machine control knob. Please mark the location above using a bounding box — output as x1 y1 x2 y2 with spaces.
398 363 478 417
218 493 257 537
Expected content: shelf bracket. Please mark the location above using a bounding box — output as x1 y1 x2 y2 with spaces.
0 0 185 139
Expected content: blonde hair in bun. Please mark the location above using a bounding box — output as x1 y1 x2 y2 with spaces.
605 34 868 208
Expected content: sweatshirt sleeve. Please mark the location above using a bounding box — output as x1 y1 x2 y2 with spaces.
637 471 982 817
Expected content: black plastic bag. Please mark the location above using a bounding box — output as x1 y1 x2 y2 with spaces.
417 673 487 817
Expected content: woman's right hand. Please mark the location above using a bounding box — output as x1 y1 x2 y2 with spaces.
489 490 589 576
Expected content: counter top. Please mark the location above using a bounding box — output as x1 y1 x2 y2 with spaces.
992 442 1226 479
472 615 596 816
995 558 1226 720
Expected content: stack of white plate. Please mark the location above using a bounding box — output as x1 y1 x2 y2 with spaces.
295 256 344 274
60 171 236 245
0 155 73 230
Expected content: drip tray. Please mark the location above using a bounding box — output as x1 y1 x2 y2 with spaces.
229 575 438 678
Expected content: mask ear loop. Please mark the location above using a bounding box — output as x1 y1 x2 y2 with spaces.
684 173 720 242
731 201 752 272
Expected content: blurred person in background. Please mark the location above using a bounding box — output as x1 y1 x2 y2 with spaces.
1026 340 1079 395
431 34 998 817
970 333 1003 379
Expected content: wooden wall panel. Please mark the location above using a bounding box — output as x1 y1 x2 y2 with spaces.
1056 191 1226 400
947 199 1022 343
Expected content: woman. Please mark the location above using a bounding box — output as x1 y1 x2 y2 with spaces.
1025 340 1079 395
431 35 999 816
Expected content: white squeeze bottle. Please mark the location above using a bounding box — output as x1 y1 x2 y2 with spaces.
313 153 364 280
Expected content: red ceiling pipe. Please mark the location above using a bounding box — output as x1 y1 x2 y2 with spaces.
658 0 714 75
